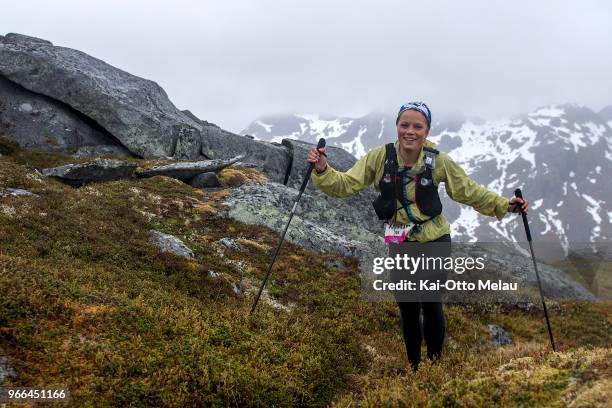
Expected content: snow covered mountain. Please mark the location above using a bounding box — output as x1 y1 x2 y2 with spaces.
242 104 612 252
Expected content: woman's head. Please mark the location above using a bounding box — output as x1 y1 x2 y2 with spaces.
395 102 431 153
395 102 431 128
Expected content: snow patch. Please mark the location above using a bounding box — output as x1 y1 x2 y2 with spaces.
567 132 588 152
451 207 480 242
582 194 602 224
530 106 565 117
377 118 385 140
488 215 514 241
294 114 353 140
544 208 569 253
539 213 551 235
583 122 606 144
528 117 551 127
255 120 273 133
341 126 368 158
271 134 298 143
532 199 543 209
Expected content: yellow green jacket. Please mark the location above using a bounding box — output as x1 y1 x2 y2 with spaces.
311 140 509 242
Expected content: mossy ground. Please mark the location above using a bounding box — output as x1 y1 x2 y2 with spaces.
0 145 610 407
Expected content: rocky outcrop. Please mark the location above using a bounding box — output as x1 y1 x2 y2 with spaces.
222 181 595 302
149 230 194 258
0 32 310 186
282 139 358 190
138 155 244 182
223 182 383 256
42 159 137 186
72 145 133 159
201 126 291 183
0 74 129 155
222 181 387 295
0 33 200 158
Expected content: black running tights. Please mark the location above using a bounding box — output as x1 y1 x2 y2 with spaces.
397 301 445 371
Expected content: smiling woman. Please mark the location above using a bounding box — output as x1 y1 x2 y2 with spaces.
395 104 431 166
306 101 530 371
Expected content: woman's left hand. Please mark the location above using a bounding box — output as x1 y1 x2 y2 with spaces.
507 197 529 214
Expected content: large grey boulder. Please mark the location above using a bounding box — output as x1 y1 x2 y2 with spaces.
201 125 291 183
0 33 200 158
222 181 387 287
72 144 133 159
138 155 244 182
42 159 137 186
0 74 129 154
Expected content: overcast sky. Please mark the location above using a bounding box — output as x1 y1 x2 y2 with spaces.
2 0 611 133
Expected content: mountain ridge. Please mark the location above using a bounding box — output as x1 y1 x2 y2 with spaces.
242 104 612 249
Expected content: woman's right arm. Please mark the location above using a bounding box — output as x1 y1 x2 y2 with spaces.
307 146 383 198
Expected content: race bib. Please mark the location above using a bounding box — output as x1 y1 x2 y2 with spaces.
384 223 414 243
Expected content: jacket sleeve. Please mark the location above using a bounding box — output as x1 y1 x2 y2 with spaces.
311 148 382 198
439 154 509 220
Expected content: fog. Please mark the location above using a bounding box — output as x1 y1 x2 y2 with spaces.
2 0 611 132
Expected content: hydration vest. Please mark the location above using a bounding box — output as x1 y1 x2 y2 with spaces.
371 143 443 222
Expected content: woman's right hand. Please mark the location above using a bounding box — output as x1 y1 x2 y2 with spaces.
307 146 328 173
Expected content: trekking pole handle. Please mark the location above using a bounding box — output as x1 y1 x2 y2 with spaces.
300 138 326 192
514 188 532 242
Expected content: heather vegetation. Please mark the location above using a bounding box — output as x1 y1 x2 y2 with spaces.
1 136 610 407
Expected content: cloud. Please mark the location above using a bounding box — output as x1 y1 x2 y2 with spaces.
2 0 611 132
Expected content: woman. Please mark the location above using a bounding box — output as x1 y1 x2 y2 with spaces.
307 102 528 371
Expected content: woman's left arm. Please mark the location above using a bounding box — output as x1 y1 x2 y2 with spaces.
438 154 527 220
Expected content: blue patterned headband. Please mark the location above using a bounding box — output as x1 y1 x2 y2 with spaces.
396 102 432 127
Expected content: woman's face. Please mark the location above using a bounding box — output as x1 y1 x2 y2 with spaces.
396 109 429 153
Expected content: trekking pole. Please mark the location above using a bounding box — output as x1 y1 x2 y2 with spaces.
250 138 327 314
514 188 556 352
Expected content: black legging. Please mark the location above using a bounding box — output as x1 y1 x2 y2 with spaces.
397 233 450 371
397 301 445 371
